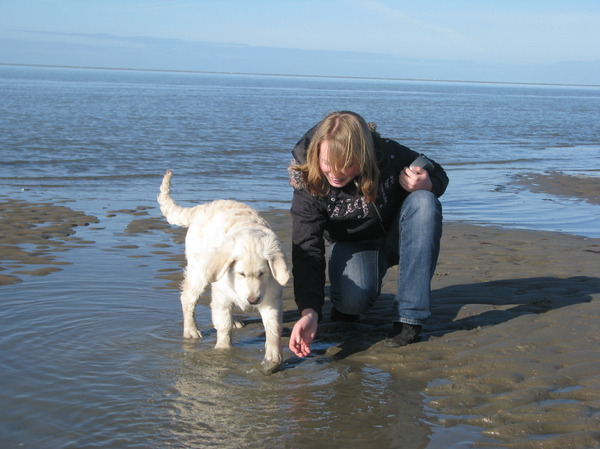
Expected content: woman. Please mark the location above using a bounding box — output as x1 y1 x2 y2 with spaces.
288 111 449 358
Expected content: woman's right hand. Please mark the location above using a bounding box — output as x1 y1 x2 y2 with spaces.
289 308 318 357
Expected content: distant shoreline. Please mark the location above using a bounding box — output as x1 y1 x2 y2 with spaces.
2 62 600 89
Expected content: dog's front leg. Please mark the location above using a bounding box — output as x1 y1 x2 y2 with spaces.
211 298 233 349
180 274 204 339
259 305 283 373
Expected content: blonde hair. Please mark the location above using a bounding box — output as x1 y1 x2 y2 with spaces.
297 111 380 202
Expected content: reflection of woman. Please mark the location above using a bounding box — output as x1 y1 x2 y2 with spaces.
287 111 449 357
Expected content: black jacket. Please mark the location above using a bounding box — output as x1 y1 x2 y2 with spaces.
289 126 449 318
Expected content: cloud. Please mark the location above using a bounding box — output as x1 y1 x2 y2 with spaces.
7 29 145 48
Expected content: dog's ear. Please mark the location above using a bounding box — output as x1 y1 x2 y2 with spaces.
269 252 290 287
206 248 234 283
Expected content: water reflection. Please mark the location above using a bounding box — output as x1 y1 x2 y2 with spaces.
168 339 431 448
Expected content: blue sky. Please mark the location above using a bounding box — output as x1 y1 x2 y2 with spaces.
1 0 599 84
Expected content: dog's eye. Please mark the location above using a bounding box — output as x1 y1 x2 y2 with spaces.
258 271 264 277
238 272 246 278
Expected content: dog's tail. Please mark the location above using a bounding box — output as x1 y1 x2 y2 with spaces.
157 170 196 227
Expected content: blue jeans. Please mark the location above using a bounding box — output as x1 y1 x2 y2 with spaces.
328 190 442 326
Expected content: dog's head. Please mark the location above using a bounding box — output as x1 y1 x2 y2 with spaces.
206 228 289 307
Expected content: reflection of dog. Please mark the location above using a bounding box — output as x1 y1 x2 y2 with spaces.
158 170 289 372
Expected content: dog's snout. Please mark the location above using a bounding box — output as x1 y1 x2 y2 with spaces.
247 295 261 305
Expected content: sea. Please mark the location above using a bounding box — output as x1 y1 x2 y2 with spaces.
1 64 599 236
1 65 599 448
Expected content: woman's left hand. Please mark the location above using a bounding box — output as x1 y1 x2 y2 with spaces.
400 166 433 192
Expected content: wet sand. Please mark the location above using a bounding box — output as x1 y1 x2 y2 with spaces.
1 177 599 447
0 197 99 285
336 222 600 447
515 171 600 205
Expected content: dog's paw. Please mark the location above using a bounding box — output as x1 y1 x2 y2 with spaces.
214 341 232 349
261 350 283 374
183 327 202 339
261 359 282 375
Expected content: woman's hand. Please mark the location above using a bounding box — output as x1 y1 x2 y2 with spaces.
289 308 318 357
400 166 433 192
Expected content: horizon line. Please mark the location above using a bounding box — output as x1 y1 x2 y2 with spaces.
2 62 599 89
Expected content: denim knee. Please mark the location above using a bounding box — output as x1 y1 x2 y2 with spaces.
401 190 442 225
330 283 380 316
328 241 382 315
383 190 442 264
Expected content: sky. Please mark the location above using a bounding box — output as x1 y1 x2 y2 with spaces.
1 0 599 84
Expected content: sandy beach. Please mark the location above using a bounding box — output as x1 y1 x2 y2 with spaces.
1 180 599 447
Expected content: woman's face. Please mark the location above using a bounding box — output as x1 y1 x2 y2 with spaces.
318 140 359 188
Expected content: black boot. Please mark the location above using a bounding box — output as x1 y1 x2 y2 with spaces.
385 322 421 347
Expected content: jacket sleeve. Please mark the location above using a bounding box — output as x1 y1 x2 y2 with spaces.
290 188 328 320
383 137 449 198
428 157 449 198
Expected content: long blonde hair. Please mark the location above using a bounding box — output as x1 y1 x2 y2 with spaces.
297 111 380 203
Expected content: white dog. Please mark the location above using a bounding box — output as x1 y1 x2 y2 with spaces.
157 170 289 372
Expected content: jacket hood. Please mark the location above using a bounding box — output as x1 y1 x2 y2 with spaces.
291 124 317 164
288 125 317 190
